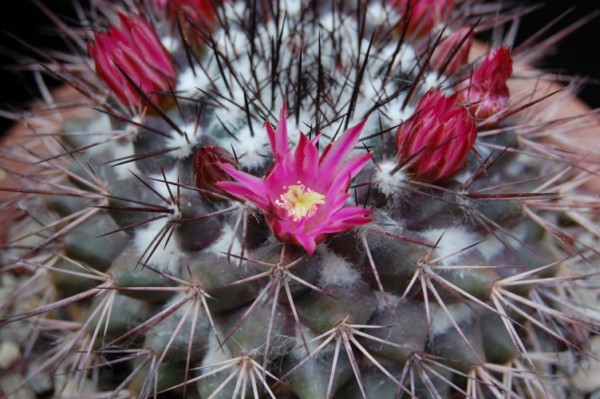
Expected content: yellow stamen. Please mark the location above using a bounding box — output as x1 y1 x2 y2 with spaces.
275 182 325 221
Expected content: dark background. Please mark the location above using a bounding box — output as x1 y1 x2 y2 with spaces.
0 1 598 134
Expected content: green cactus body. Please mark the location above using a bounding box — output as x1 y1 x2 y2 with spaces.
1 1 599 398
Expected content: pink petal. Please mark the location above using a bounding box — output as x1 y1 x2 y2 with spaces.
294 133 320 183
217 163 271 204
331 152 373 182
215 181 270 209
266 104 289 158
293 232 318 255
319 120 366 172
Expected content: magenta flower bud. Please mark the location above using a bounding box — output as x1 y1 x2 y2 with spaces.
150 0 168 7
390 0 455 37
396 89 477 182
151 0 218 44
216 105 373 255
461 46 512 119
88 13 176 110
430 27 473 75
194 145 239 199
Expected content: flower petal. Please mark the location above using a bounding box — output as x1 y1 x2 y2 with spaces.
266 104 289 158
214 181 269 209
216 163 271 207
319 120 366 173
294 133 320 183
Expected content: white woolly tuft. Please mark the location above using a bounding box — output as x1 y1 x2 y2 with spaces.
374 160 406 197
396 45 417 73
374 291 402 310
222 1 247 23
430 303 475 336
147 167 181 203
165 123 200 159
423 72 447 92
133 219 183 274
222 121 270 170
176 66 212 98
478 238 505 263
366 2 400 27
385 95 415 125
206 223 242 259
478 223 527 261
281 0 302 16
215 28 248 61
317 247 360 287
422 226 480 266
88 112 112 135
78 113 117 153
160 35 180 53
202 332 233 367
103 140 141 180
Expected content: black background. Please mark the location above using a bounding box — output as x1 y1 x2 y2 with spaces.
0 1 598 134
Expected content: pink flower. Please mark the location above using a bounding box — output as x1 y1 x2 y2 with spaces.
430 27 473 76
216 106 373 254
391 0 454 37
88 13 176 109
461 46 512 119
396 89 477 182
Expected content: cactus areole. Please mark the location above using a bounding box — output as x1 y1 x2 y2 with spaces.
1 1 599 399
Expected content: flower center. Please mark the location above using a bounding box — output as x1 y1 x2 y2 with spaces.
275 182 325 222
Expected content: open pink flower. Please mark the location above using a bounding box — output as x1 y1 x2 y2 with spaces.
88 13 176 109
216 106 373 254
396 89 477 182
391 0 454 37
461 46 512 119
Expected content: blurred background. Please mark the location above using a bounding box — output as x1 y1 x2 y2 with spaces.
0 0 598 134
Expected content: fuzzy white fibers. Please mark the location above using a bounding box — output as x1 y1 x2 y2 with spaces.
430 302 475 336
133 219 183 274
221 121 270 170
317 247 361 287
147 167 181 203
374 160 407 197
108 140 141 180
374 291 402 310
206 223 242 259
165 123 200 159
201 331 233 368
422 226 480 266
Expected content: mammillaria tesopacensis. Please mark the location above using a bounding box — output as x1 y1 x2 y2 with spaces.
1 1 600 398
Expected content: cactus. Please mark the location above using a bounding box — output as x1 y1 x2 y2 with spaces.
1 1 599 398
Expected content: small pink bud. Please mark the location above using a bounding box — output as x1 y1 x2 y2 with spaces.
430 27 473 75
151 0 219 44
396 89 477 182
88 13 176 110
150 0 168 8
194 145 239 198
390 0 454 38
461 46 512 120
